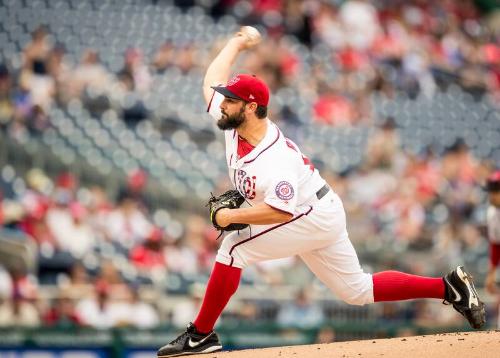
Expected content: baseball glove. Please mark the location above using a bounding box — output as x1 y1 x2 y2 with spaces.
207 190 249 232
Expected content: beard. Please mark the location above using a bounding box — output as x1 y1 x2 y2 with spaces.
217 106 245 130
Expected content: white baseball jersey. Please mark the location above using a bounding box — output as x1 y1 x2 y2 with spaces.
207 90 374 305
209 91 326 215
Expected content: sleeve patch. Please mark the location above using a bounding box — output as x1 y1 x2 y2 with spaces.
275 181 294 200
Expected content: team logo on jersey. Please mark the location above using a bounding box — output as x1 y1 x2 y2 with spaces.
275 181 294 201
227 76 240 86
237 170 256 199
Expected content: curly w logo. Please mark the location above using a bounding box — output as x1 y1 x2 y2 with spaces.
236 170 257 199
227 76 240 86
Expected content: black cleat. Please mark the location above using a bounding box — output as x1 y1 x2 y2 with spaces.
157 323 222 357
443 266 486 329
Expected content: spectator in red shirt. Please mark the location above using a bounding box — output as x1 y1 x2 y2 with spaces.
313 86 355 126
130 227 166 270
336 44 368 72
43 292 81 327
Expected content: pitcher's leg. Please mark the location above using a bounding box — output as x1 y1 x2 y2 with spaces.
193 261 241 333
195 219 327 334
216 217 330 268
300 232 485 328
299 231 444 305
300 233 374 305
372 271 444 301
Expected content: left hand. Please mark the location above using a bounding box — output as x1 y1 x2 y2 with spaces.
215 208 232 228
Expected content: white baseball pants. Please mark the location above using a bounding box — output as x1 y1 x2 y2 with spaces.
215 190 374 305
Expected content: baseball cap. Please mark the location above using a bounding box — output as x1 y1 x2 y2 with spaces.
485 170 500 192
212 74 269 107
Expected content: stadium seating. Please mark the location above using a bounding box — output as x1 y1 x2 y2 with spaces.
0 0 498 336
1 0 498 196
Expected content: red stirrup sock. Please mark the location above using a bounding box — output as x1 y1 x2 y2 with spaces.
193 261 242 334
373 271 445 302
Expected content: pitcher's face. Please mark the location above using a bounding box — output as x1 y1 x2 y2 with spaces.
217 97 247 130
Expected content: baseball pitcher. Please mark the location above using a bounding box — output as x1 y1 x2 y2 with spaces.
157 28 486 357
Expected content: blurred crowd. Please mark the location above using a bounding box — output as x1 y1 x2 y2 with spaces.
0 121 496 329
208 0 499 125
0 0 499 135
0 0 499 331
0 165 220 329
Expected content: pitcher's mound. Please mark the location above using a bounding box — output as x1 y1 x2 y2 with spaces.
192 331 500 358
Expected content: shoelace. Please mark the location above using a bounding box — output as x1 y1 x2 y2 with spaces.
170 331 189 345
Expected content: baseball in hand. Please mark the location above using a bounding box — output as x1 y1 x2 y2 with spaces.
240 26 261 48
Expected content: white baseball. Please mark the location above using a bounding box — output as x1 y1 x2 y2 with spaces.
240 26 261 47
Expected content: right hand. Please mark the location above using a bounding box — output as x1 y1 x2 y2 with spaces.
229 33 248 51
485 271 498 294
230 27 261 51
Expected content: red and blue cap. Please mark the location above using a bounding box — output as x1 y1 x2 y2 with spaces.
212 74 269 107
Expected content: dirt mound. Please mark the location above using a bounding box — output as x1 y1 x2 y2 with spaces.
192 331 500 358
